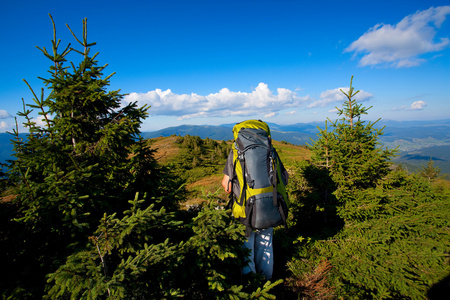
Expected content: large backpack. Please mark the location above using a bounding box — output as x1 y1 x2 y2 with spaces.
227 120 289 238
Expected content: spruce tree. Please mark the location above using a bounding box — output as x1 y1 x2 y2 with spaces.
287 77 450 299
419 158 441 182
46 194 186 299
2 15 178 298
1 15 282 299
309 76 397 221
46 193 282 299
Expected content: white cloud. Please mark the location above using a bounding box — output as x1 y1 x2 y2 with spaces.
307 87 373 108
393 100 428 111
264 112 278 118
0 110 12 119
410 100 427 110
345 6 450 68
123 82 310 120
0 121 7 130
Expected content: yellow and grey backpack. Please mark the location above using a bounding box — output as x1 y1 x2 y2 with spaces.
227 120 289 237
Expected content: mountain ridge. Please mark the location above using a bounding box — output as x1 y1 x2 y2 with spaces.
2 119 450 175
141 119 450 148
139 119 450 176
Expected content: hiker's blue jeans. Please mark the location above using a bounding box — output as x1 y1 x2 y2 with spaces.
242 227 273 280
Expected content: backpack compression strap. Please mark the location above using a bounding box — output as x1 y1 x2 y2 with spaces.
230 151 254 238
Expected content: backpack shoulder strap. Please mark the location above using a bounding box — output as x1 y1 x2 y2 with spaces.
236 151 247 206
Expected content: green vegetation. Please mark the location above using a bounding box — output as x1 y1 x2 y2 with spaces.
284 77 450 299
172 135 230 184
0 16 280 299
1 16 449 300
419 158 442 182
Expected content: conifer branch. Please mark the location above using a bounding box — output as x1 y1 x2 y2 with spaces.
22 79 53 136
93 234 111 297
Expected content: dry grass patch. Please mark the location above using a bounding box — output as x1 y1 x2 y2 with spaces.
183 173 228 207
0 194 15 203
272 141 311 169
148 136 181 163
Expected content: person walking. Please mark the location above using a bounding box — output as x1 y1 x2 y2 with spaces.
221 120 289 280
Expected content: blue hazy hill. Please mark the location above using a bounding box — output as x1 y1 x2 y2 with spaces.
141 119 450 175
2 119 450 175
0 133 18 164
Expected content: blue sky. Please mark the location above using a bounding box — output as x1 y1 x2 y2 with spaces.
1 0 449 132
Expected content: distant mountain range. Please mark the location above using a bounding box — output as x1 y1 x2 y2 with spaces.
142 119 450 150
141 122 319 145
2 119 450 175
140 119 450 176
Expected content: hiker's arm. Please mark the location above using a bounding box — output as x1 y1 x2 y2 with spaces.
222 174 231 193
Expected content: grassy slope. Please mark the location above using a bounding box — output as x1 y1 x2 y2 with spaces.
148 137 311 207
147 136 182 164
148 136 227 206
272 141 310 170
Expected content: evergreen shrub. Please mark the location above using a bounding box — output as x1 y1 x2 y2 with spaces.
286 77 450 299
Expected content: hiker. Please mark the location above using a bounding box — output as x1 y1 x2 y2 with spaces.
222 120 289 281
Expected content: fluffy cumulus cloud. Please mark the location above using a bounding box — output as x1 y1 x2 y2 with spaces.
123 83 311 120
0 109 12 119
345 6 450 68
393 100 428 111
411 100 427 110
307 87 373 108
